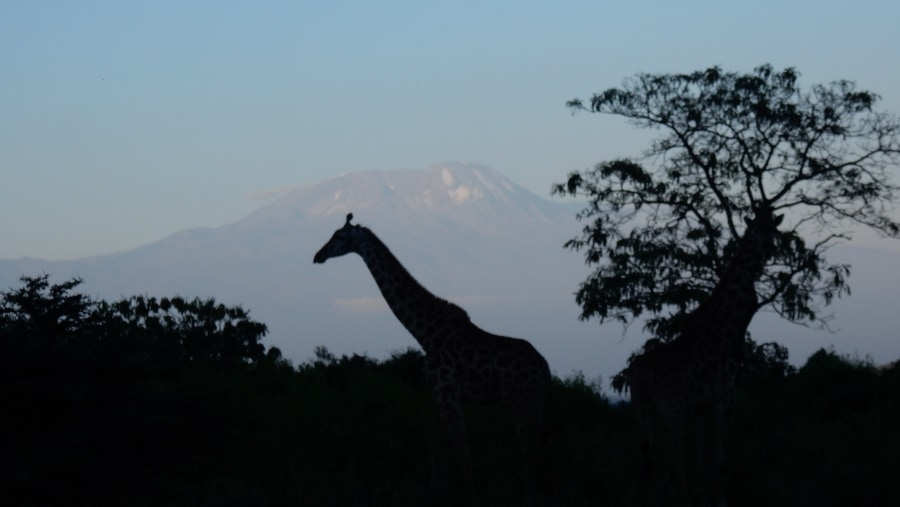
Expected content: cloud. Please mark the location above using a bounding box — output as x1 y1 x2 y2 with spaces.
243 185 307 202
448 294 519 305
331 297 389 313
330 294 520 314
244 173 351 202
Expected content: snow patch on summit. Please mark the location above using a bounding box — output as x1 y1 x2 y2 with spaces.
441 169 455 187
439 166 486 203
473 169 495 192
448 185 483 203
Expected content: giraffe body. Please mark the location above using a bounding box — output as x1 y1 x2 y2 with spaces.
314 213 551 474
624 206 783 507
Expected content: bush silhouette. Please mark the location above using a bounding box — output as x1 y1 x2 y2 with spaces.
2 275 898 506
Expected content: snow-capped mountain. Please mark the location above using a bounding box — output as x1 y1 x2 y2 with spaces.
3 162 899 382
0 163 619 377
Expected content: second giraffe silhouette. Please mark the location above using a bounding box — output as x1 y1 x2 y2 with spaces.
314 213 551 480
622 203 783 507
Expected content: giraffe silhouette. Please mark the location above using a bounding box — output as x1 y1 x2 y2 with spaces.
621 203 783 507
314 213 551 483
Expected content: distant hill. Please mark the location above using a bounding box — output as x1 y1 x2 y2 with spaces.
3 162 899 381
0 163 627 379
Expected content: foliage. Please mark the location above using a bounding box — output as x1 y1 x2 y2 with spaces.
740 337 796 384
0 274 106 349
107 294 268 365
793 348 879 419
3 275 899 505
609 334 796 395
733 348 900 507
0 274 269 367
553 64 900 338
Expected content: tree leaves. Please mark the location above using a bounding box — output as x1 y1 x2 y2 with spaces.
554 64 900 338
0 274 104 347
0 274 270 366
107 294 268 365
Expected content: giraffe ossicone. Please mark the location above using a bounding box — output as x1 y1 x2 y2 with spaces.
314 212 551 476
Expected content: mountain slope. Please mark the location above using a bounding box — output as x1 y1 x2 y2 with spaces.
0 163 622 377
3 162 899 380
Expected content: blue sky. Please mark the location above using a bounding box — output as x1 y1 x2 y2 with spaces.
2 1 899 260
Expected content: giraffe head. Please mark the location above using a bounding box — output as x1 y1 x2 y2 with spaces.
313 213 366 264
740 202 784 269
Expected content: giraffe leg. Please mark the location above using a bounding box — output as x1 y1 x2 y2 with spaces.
509 400 544 504
441 396 472 472
633 398 654 482
426 360 474 494
630 397 659 507
668 412 691 507
509 392 545 455
511 409 535 462
712 400 729 507
439 396 478 501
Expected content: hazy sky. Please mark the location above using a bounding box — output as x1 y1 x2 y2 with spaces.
3 1 899 260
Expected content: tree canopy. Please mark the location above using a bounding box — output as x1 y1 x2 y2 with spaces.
0 274 270 366
0 275 106 350
553 64 900 339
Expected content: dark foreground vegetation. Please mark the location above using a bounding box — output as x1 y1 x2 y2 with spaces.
2 276 898 506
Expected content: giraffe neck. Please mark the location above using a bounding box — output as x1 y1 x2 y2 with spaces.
354 228 468 352
692 229 771 342
711 246 764 310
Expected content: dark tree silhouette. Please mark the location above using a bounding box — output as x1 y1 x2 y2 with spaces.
0 274 105 349
109 295 269 365
0 275 269 366
553 64 900 340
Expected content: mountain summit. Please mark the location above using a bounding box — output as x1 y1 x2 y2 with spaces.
1 162 898 382
240 162 569 235
0 163 610 376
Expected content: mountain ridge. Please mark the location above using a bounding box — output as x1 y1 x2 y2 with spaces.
0 163 612 376
3 162 899 381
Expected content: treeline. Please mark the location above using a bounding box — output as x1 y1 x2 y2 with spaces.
2 276 898 506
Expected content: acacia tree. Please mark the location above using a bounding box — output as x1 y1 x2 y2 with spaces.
553 65 900 340
0 275 270 366
0 274 105 347
109 295 269 365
